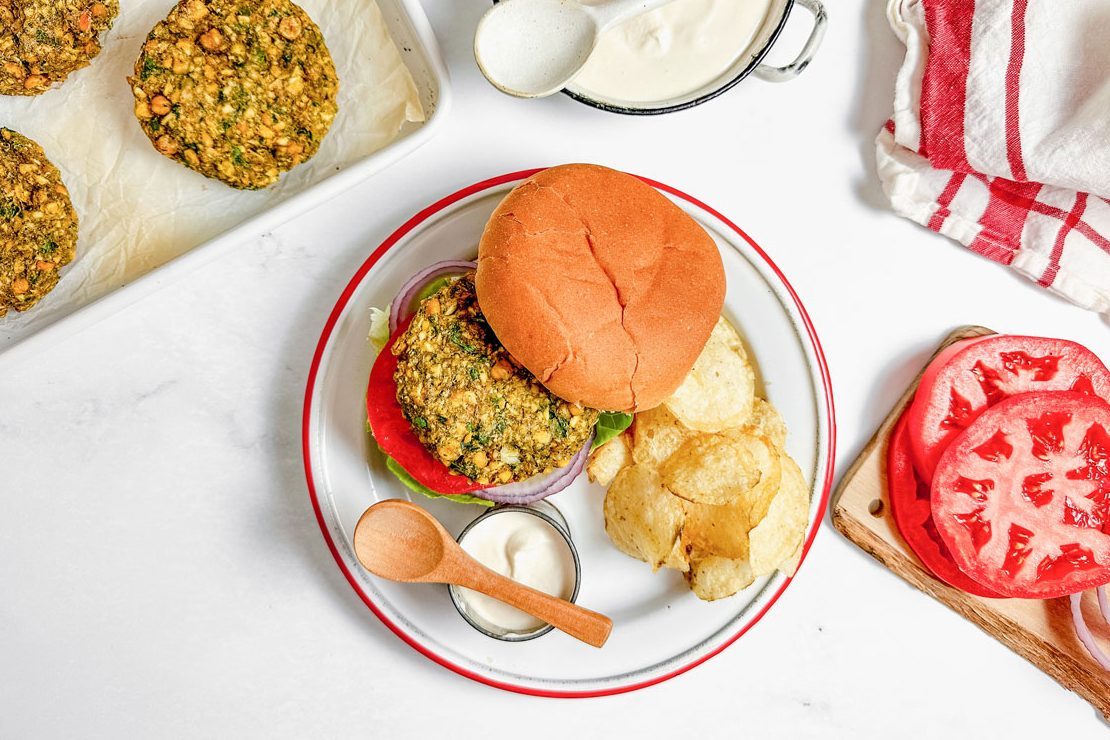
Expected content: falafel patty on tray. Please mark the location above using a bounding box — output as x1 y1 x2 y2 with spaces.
392 275 600 486
130 0 339 190
0 0 119 96
0 128 78 317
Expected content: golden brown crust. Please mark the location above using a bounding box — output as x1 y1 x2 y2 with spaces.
0 128 78 317
392 275 599 484
0 0 119 96
475 164 725 412
129 0 338 190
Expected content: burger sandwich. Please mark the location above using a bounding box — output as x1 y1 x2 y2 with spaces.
366 164 726 506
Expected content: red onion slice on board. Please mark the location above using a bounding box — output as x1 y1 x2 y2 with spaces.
477 435 593 505
388 260 477 333
1071 591 1110 671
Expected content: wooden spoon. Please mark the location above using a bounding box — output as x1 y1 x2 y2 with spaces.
353 500 612 648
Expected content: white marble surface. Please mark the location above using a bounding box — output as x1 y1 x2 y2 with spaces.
2 1 1109 737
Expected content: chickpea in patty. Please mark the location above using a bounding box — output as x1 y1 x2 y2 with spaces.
0 128 78 317
129 0 339 190
0 0 119 96
393 275 600 486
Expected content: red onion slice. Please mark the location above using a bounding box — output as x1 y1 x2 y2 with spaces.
1070 591 1110 671
1099 585 1110 624
477 434 593 505
388 260 477 333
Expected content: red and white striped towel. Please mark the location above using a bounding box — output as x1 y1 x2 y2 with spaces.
877 0 1110 317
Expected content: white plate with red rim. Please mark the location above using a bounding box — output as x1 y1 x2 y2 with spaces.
302 168 836 697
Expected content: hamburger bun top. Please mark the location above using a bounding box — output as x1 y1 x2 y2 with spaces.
475 164 725 412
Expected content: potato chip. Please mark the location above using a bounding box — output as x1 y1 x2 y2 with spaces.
720 431 782 525
631 404 692 467
685 555 756 601
660 536 691 573
749 454 810 577
660 434 759 505
779 539 804 577
587 433 632 487
604 464 685 569
596 311 805 601
664 317 756 433
740 398 788 448
681 499 750 560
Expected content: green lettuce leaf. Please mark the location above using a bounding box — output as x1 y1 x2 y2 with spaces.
593 411 633 449
384 455 494 508
368 305 391 352
416 276 451 302
367 278 449 354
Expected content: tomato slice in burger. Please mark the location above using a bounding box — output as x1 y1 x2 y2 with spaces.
907 335 1110 478
887 413 1003 597
366 320 491 495
931 391 1110 599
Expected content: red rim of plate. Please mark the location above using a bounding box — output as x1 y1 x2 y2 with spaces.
301 168 838 698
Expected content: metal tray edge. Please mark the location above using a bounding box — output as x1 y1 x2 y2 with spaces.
0 0 452 367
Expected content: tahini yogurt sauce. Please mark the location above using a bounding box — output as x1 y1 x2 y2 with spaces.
572 0 774 104
456 509 577 635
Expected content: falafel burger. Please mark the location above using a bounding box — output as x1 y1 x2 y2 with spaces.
366 164 725 505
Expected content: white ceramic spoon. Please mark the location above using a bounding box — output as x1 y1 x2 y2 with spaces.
474 0 676 99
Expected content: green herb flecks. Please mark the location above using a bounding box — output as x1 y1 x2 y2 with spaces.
450 459 481 481
447 325 479 355
549 408 570 439
140 57 165 80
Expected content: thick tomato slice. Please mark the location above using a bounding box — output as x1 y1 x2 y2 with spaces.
887 413 1004 597
366 320 490 495
931 391 1110 598
907 335 1110 478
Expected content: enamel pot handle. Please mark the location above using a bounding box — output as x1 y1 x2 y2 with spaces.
754 0 828 83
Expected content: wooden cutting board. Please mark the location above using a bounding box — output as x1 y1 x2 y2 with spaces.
832 326 1110 719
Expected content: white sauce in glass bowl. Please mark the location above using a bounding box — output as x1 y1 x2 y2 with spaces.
456 510 577 635
572 0 774 104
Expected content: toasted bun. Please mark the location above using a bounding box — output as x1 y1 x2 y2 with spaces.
475 164 725 412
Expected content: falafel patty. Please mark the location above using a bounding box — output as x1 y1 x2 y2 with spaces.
393 275 600 486
0 128 78 317
0 0 119 96
130 0 339 190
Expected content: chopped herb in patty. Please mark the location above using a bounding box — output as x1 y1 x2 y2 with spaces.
0 0 119 96
392 275 599 485
0 128 78 317
129 0 339 190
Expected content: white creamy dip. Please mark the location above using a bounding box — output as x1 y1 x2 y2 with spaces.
572 0 774 104
456 510 577 634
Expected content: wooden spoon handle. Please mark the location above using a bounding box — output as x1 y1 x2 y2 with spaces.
458 566 612 648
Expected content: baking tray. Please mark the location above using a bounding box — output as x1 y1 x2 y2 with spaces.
0 0 450 365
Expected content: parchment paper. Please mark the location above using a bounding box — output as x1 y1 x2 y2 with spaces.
0 0 424 345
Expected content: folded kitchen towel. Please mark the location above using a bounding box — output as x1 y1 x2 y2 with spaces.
877 0 1110 317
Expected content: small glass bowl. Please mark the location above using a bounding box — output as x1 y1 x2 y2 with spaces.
449 501 582 642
